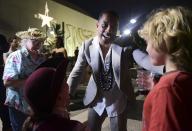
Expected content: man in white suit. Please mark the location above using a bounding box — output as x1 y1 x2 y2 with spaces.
67 10 135 131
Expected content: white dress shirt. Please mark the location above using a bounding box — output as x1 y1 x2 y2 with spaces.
93 44 127 117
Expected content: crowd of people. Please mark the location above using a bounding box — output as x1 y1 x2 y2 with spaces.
0 5 192 131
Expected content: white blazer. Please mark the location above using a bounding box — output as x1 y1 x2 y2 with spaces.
67 36 135 106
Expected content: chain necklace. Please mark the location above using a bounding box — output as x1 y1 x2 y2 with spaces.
98 51 113 91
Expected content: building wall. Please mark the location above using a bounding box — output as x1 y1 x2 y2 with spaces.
0 0 97 56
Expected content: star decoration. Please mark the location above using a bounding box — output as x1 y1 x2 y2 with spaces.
38 2 53 27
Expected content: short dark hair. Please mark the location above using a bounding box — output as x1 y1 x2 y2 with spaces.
98 10 119 20
0 34 9 52
0 34 7 45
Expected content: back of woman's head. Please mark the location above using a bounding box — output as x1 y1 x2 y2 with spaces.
139 6 192 71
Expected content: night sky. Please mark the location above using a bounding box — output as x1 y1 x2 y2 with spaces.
55 0 192 33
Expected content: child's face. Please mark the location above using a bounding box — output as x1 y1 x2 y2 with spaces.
54 82 70 109
146 39 166 66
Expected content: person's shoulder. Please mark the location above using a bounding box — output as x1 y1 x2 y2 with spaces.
10 49 21 55
6 49 21 60
80 37 95 52
3 52 10 57
162 71 192 80
154 71 192 103
156 71 192 90
113 42 133 49
172 71 192 83
52 48 56 52
112 42 123 49
57 47 65 52
83 37 94 46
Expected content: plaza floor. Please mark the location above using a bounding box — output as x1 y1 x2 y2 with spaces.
0 85 145 131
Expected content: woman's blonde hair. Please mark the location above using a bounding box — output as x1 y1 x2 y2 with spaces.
138 6 192 71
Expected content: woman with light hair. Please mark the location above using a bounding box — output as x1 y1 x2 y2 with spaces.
3 28 46 131
138 6 192 131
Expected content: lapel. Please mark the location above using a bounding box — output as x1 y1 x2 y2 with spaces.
111 44 122 87
89 38 123 87
89 37 100 76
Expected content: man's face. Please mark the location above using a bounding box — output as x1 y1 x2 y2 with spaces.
26 39 43 54
97 13 118 44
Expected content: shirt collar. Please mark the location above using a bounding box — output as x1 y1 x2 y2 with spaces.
21 46 30 57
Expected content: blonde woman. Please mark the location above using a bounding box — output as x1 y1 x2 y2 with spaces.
138 6 192 131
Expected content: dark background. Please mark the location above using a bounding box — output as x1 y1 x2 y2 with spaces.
54 0 192 33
